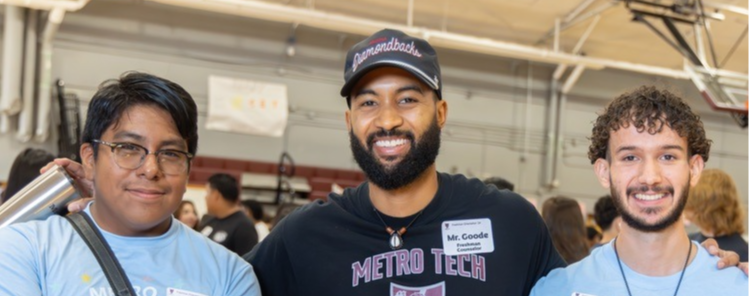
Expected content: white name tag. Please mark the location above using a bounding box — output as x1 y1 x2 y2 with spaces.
572 293 598 296
441 218 494 256
167 288 207 296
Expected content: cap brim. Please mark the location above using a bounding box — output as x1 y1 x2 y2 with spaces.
340 60 440 98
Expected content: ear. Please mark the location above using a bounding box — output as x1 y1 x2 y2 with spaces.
80 143 96 181
687 154 705 187
345 109 352 132
436 99 448 128
613 216 622 231
593 158 611 189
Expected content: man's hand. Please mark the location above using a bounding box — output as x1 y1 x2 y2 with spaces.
739 263 748 275
40 158 93 213
701 238 746 275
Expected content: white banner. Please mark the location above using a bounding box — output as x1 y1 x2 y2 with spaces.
206 75 288 137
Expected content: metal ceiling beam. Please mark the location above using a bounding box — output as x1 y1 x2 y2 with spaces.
702 1 748 16
564 0 598 23
631 10 708 66
572 15 600 54
626 0 726 21
148 0 747 81
535 0 617 45
543 0 598 45
0 0 89 11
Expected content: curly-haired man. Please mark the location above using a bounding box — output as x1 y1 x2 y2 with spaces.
531 86 747 296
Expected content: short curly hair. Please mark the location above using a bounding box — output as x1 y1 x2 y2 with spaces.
588 86 711 164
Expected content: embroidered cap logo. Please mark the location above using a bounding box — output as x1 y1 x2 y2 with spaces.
352 37 423 72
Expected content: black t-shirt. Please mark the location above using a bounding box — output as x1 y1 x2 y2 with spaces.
244 173 565 296
689 232 749 262
199 211 258 256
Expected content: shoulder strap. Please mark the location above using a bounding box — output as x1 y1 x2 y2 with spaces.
65 212 137 296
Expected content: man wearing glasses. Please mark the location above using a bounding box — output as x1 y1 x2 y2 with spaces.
0 72 260 296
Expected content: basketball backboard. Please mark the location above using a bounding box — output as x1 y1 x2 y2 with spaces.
684 63 749 128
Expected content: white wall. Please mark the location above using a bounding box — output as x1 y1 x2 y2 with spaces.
183 185 208 218
0 0 745 215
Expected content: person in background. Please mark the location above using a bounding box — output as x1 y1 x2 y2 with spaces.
200 173 258 255
482 176 515 191
174 200 199 230
542 196 590 264
593 194 621 247
685 169 748 261
1 148 56 204
586 225 602 249
241 199 270 241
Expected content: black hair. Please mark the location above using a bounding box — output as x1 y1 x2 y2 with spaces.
241 199 264 221
586 226 601 241
483 176 515 192
81 71 198 158
1 148 56 203
593 195 619 231
208 173 240 203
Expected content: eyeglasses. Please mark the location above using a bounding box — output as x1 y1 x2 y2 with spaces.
93 140 193 175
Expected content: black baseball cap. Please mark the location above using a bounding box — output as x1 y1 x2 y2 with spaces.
340 29 442 100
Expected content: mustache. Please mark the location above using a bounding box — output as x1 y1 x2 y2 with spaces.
366 128 415 149
626 185 675 196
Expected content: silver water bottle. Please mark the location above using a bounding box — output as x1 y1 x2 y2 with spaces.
0 164 83 228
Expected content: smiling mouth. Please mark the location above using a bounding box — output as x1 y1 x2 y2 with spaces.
127 189 166 199
633 193 665 201
374 138 408 148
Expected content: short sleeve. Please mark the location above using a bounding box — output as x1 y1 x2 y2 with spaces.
223 259 261 296
231 220 259 255
0 225 43 296
243 217 296 296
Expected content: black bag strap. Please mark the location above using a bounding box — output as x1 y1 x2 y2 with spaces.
64 212 136 296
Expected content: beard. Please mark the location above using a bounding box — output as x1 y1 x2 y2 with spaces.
610 180 689 233
349 117 441 190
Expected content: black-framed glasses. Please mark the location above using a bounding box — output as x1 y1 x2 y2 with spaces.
93 140 193 175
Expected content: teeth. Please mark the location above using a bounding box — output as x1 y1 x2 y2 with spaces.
375 139 407 148
635 194 664 201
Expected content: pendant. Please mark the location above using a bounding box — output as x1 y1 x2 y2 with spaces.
389 232 404 250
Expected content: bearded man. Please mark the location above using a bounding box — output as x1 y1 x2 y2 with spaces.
243 28 564 296
530 86 747 296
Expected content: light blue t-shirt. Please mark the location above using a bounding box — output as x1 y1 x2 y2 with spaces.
531 240 747 296
0 203 260 296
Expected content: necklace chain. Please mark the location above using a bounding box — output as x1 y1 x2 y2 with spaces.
373 208 424 250
613 238 692 296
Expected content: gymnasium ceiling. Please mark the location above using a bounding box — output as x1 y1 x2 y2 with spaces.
246 0 748 73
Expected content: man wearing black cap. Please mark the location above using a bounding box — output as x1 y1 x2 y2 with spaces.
43 28 743 296
244 28 565 296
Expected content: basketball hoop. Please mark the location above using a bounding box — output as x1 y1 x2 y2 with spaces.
731 112 749 128
685 64 748 128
